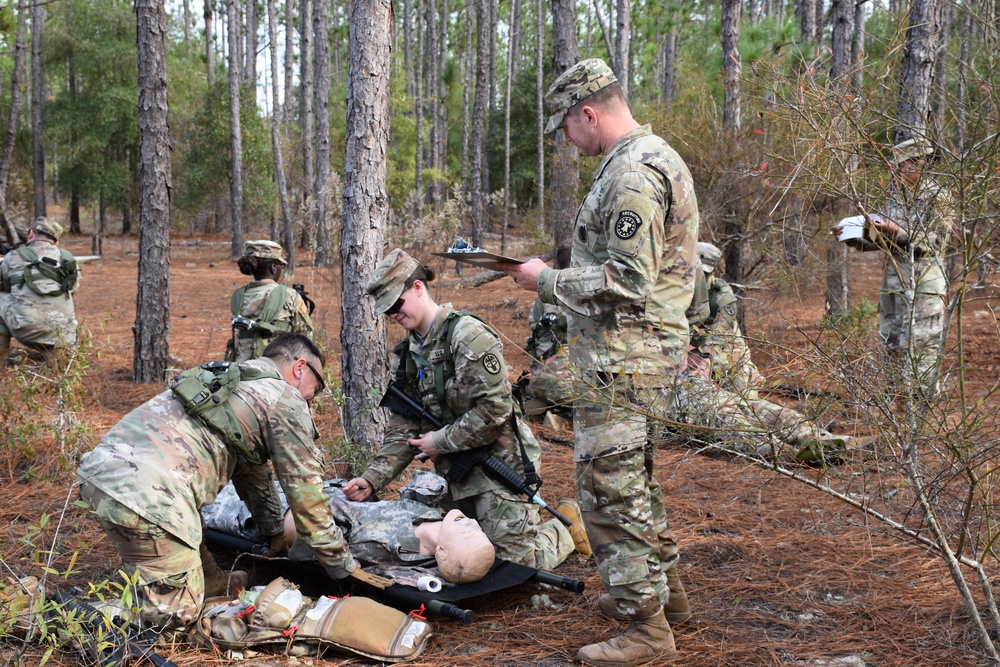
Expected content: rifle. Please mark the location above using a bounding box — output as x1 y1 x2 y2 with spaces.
380 383 572 527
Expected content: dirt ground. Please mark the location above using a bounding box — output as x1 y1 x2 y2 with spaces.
2 232 1000 666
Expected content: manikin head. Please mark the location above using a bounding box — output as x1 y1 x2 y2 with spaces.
414 509 495 584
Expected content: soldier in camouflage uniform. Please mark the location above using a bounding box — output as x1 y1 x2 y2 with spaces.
502 58 695 667
227 240 313 362
523 247 577 416
836 138 952 400
76 334 386 633
0 217 80 361
343 249 590 573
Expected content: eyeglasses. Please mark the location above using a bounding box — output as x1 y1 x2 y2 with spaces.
296 357 326 394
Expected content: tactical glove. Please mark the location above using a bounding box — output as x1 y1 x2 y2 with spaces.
348 568 394 590
263 531 288 557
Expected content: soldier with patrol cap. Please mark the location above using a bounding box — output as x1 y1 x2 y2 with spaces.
227 239 313 362
77 333 390 635
503 58 695 666
0 217 80 361
344 249 591 572
834 137 952 399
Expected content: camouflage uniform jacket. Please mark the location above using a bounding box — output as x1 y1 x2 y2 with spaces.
875 182 952 299
77 357 356 579
526 298 567 363
536 125 699 379
361 304 542 502
0 239 80 346
229 281 313 362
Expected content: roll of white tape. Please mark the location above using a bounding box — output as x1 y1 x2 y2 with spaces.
417 576 443 593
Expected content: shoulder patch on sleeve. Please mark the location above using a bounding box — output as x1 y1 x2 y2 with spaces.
607 190 661 258
614 210 642 239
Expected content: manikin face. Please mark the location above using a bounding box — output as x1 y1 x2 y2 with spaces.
414 509 495 583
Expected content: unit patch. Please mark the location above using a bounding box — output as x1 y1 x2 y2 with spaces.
614 210 642 239
483 353 502 375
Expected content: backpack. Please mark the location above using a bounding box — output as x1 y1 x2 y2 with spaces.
170 361 282 464
226 284 294 361
11 245 78 297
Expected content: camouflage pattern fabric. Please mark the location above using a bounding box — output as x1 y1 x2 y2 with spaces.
535 125 699 618
525 298 578 409
229 281 313 362
544 58 619 134
359 304 574 569
77 357 355 627
0 238 80 347
876 182 951 397
703 275 762 397
536 125 699 386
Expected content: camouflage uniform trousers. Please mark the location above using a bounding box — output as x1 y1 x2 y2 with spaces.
879 283 945 399
445 488 575 572
573 378 679 619
80 483 206 632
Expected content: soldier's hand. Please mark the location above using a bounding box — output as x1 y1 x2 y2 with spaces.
343 477 374 501
264 531 287 557
348 568 394 589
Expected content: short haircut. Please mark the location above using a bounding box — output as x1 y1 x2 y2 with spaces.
566 81 627 120
262 333 325 368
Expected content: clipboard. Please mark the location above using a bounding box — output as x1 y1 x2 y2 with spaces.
431 251 525 271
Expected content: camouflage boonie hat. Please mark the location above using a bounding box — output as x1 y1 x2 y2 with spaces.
544 58 618 134
243 239 287 265
367 248 420 315
891 138 934 166
696 242 723 273
32 217 64 241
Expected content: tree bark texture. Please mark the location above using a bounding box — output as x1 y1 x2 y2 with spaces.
246 0 258 92
436 0 448 211
502 0 521 253
550 0 580 254
830 0 851 82
341 0 392 451
852 0 867 93
300 0 316 249
470 0 489 246
955 1 973 149
897 0 940 142
205 0 216 86
414 0 424 222
268 0 295 273
0 0 27 245
460 1 472 236
932 0 953 137
314 0 333 266
134 0 172 383
31 0 45 218
721 0 742 131
227 0 245 259
535 0 545 231
796 0 816 43
403 0 414 98
426 0 441 210
284 0 295 118
614 0 630 98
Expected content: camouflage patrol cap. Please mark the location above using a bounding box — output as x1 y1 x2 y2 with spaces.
696 242 723 273
544 58 619 134
32 217 64 241
243 239 287 265
891 138 934 166
367 248 420 315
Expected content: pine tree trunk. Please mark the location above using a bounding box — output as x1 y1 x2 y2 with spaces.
183 0 191 45
436 0 448 210
205 0 216 86
550 0 580 254
314 0 333 266
662 22 679 106
484 0 497 201
268 0 295 273
227 0 245 258
134 0 172 383
614 0 630 98
470 0 489 246
722 0 742 131
852 0 867 93
284 0 295 117
460 2 472 237
535 0 545 231
414 0 424 222
341 0 392 451
931 0 952 137
0 0 27 245
300 0 316 250
31 0 45 218
502 0 520 253
897 0 940 142
425 0 440 211
797 0 816 43
403 0 414 98
955 1 973 149
246 0 258 93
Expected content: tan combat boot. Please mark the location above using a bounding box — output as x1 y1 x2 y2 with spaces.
598 565 691 624
555 498 592 557
576 610 676 667
201 544 248 597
